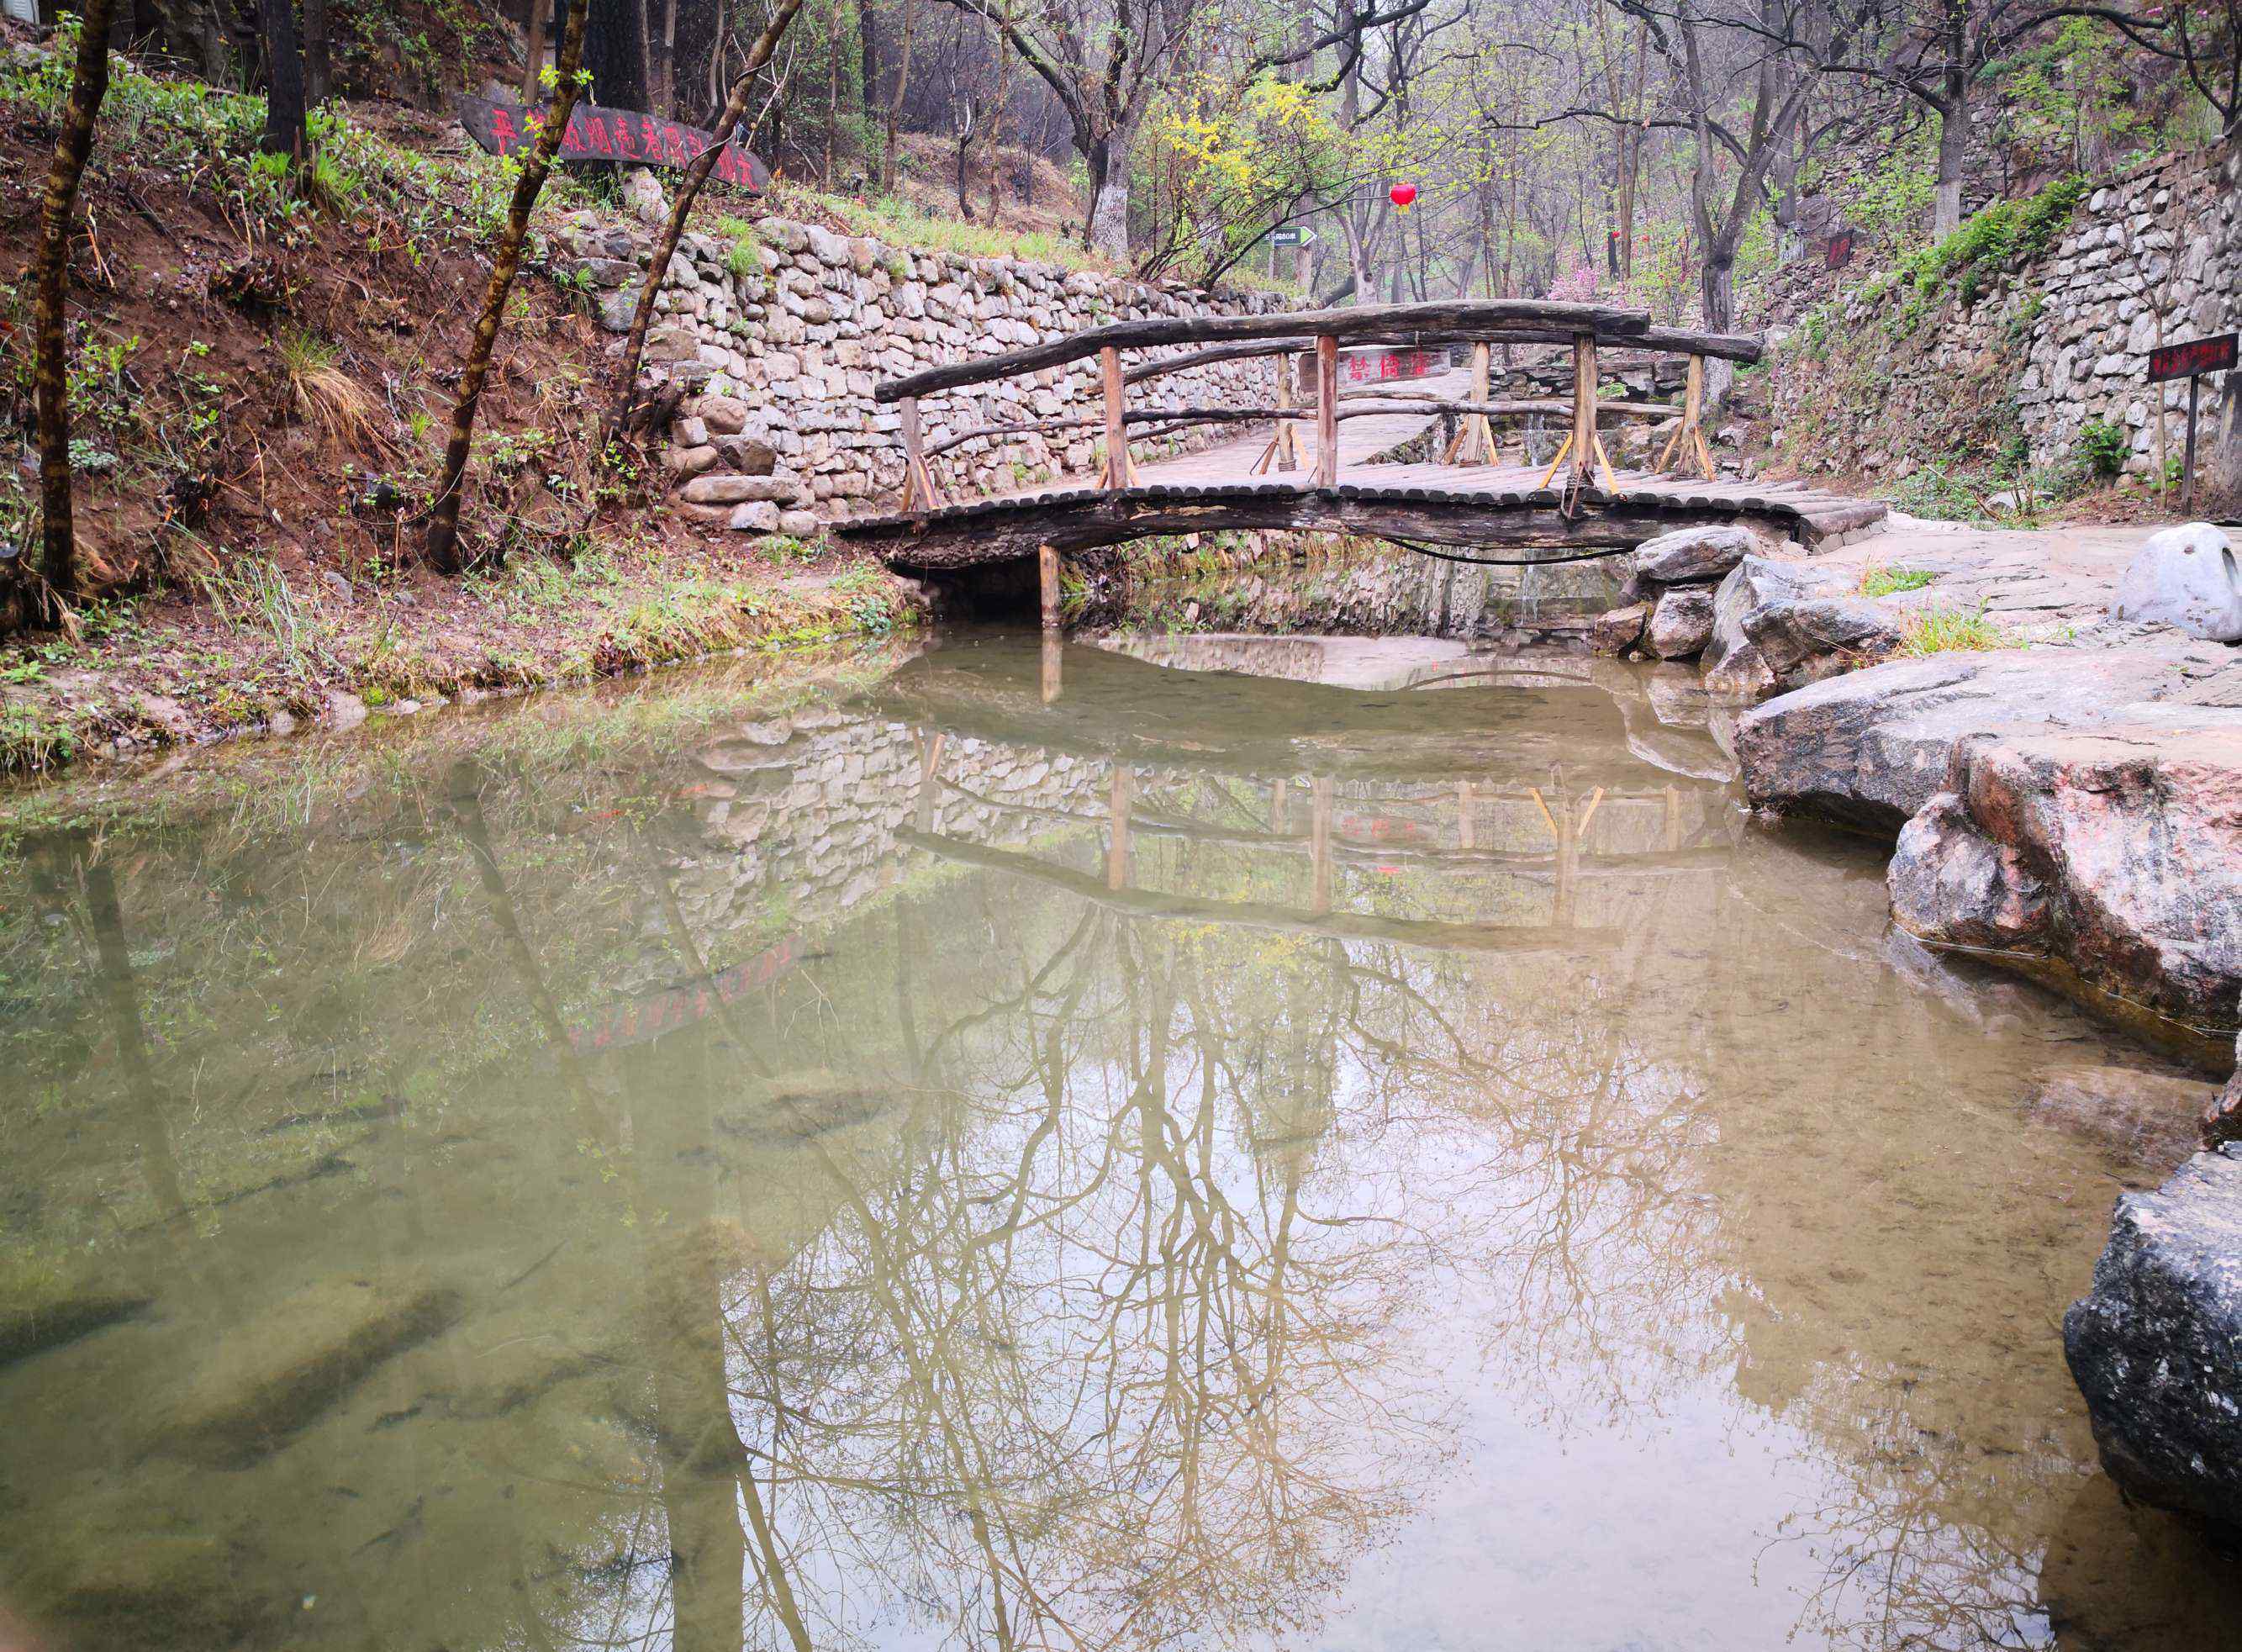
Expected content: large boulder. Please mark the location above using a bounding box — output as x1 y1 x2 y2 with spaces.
1738 642 2215 834
1646 587 1717 659
1633 524 1760 585
1743 593 1902 684
1885 709 2242 1029
1701 555 1815 694
2064 1145 2242 1531
2110 522 2242 642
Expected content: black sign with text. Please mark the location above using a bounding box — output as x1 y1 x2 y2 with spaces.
2148 333 2238 383
457 94 767 189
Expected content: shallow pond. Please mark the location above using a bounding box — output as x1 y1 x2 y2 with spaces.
1 630 2235 1651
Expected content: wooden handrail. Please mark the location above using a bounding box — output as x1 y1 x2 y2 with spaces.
873 298 1660 403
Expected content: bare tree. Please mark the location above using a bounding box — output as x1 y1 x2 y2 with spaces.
421 0 593 573
24 0 127 625
605 0 815 440
921 0 1216 257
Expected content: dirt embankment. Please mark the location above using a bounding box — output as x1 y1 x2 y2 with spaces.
0 45 923 773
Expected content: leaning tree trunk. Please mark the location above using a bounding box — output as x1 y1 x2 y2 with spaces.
421 0 591 573
1084 130 1129 260
26 0 126 625
261 0 308 161
1932 74 1970 239
602 0 811 443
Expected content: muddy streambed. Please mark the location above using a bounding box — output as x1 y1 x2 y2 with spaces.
1 626 2235 1652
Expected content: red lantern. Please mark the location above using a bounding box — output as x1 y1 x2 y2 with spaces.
1389 182 1418 210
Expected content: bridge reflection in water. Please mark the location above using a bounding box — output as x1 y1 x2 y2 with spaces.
0 634 2236 1652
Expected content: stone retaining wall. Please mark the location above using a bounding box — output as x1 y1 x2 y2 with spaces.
550 202 1290 540
1765 145 2241 499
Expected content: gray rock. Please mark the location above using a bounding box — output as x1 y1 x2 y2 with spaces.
691 395 750 436
730 501 783 534
2110 522 2242 641
1588 602 1648 656
680 472 797 505
1889 789 2049 950
712 435 778 475
1633 524 1759 585
598 288 643 333
778 509 821 537
318 569 353 604
1647 587 1717 659
1742 594 1902 686
621 166 668 226
2064 1145 2242 1531
661 445 719 478
1701 555 1812 679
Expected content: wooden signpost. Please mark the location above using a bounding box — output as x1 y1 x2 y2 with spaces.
2148 332 2238 513
456 94 768 187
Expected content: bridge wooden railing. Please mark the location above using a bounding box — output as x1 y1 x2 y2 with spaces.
873 299 1763 511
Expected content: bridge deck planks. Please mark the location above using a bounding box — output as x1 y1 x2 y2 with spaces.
839 368 1887 567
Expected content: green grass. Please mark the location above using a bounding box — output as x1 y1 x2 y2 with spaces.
1860 565 1936 598
1898 604 2018 657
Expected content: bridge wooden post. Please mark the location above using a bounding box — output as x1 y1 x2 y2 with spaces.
1038 541 1060 631
1041 631 1063 704
1100 346 1133 489
1310 775 1333 914
1106 766 1132 890
899 396 944 510
1313 336 1339 487
1570 334 1599 492
1443 342 1496 467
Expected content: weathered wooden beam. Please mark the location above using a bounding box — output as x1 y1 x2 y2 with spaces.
1313 337 1339 487
1099 346 1126 490
1570 335 1598 493
873 299 1655 403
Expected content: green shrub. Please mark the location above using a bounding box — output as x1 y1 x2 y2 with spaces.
2077 415 2130 478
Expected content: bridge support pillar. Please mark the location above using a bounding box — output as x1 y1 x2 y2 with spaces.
1037 542 1061 631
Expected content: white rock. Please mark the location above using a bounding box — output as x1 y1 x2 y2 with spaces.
2110 523 2242 641
729 501 783 534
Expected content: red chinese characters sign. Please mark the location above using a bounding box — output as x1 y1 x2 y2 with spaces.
456 94 767 189
1339 346 1442 384
2147 333 2238 383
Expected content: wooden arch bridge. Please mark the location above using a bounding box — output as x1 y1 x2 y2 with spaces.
835 299 1887 593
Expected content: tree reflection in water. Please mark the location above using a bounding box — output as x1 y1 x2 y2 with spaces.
1 635 2237 1652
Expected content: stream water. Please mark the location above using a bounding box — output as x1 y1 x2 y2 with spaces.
1 627 2236 1652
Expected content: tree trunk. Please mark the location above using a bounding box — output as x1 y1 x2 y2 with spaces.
604 0 812 442
1933 75 1969 238
657 0 677 115
421 0 591 573
880 0 914 191
1084 131 1129 259
520 0 549 101
260 0 307 161
26 0 125 624
302 0 330 108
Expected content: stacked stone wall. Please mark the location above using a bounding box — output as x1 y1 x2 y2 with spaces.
1765 145 2242 499
549 207 1290 539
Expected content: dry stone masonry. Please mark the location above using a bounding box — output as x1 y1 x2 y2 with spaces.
546 203 1290 541
1767 145 2241 499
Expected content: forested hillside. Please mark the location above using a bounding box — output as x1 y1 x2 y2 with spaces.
0 0 2236 759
